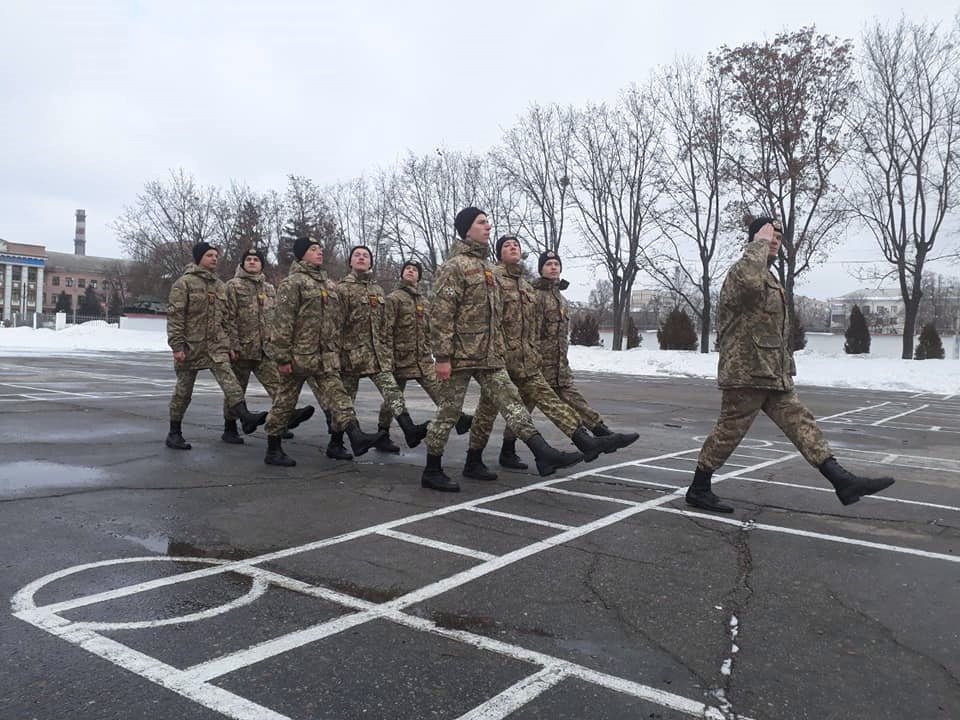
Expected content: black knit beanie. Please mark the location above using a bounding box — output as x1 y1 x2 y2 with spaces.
293 236 318 261
495 234 520 261
538 250 562 275
454 207 486 239
747 217 776 242
400 260 422 281
192 242 217 264
349 245 374 268
240 247 267 267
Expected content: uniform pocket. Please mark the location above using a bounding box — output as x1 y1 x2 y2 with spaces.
751 335 782 379
455 329 487 361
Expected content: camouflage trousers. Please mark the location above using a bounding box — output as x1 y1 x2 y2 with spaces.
548 380 603 430
426 368 537 456
223 358 282 420
698 388 832 471
472 371 580 450
377 366 443 429
169 363 244 421
265 372 357 437
341 372 408 420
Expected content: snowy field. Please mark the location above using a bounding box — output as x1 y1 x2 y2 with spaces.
1 324 958 395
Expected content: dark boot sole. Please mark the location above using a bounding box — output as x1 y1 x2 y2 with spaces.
421 477 460 492
463 468 498 481
287 406 315 430
837 477 895 506
499 455 529 471
685 493 734 514
165 435 191 450
264 456 296 467
535 455 582 477
326 446 354 461
221 434 245 445
241 412 268 435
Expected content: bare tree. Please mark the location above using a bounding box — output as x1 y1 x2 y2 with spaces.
491 104 576 254
716 27 857 348
587 278 613 321
279 175 341 274
850 18 960 358
569 85 666 350
648 58 734 352
112 168 220 283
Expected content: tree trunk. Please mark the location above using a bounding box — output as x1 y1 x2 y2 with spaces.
901 299 920 359
612 301 625 350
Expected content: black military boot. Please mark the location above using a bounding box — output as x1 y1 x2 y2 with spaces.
685 467 733 513
818 457 895 506
463 448 498 481
264 435 296 467
572 426 634 462
498 438 528 470
374 425 401 454
421 453 460 492
324 409 334 435
524 434 583 477
326 431 353 461
345 421 385 457
591 422 640 450
232 401 268 435
396 411 429 448
287 405 315 430
455 413 473 435
165 420 191 450
221 419 244 445
282 430 295 440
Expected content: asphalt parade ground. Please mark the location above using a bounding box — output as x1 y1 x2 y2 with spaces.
1 352 958 720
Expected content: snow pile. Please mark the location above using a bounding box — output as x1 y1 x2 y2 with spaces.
0 325 169 353
568 345 960 395
1 325 958 395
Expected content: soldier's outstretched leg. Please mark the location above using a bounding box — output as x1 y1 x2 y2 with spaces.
685 389 763 513
222 360 253 444
422 372 473 492
263 374 304 467
463 386 506 481
211 361 267 434
762 391 895 506
371 371 428 448
314 373 385 458
167 368 197 450
417 368 472 435
375 379 403 454
554 381 639 451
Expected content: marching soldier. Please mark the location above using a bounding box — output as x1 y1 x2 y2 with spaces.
421 207 583 492
686 217 895 513
375 260 472 454
335 246 430 457
165 242 267 450
503 250 639 469
221 248 313 444
466 235 634 481
262 236 384 467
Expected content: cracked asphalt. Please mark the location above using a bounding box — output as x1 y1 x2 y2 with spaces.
1 352 958 720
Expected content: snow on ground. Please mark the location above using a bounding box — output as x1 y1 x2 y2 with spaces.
1 325 958 395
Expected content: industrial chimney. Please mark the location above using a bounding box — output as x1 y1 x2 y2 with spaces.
74 209 86 256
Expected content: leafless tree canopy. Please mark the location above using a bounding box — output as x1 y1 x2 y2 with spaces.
851 18 960 358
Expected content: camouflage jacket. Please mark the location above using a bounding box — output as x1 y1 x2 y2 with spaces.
384 279 433 380
716 237 796 390
533 277 573 387
430 239 505 371
338 270 392 376
166 264 230 367
496 262 542 379
265 261 342 375
224 266 276 361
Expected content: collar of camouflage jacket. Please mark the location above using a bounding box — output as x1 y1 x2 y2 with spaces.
502 262 524 278
451 239 490 259
291 260 328 281
185 264 219 282
398 278 420 296
343 270 374 284
532 276 569 291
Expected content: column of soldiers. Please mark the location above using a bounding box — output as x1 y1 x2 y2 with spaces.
165 212 896 509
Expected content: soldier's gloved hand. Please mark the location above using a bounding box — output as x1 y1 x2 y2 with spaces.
435 361 452 381
172 350 186 363
278 363 293 376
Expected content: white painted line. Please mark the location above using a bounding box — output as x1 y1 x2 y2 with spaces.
655 507 960 563
540 486 637 506
465 507 575 531
453 667 567 720
819 401 891 420
931 426 942 431
871 404 930 426
0 382 99 398
376 529 498 561
880 454 899 464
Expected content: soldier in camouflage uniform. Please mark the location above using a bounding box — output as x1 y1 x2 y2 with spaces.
336 246 430 456
261 236 384 467
165 242 267 450
221 248 314 445
517 250 638 469
466 235 632 481
421 207 583 492
687 217 895 513
375 261 473 454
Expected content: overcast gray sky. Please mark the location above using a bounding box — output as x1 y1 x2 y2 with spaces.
1 0 957 301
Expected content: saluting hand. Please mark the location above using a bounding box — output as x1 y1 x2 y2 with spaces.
435 361 451 381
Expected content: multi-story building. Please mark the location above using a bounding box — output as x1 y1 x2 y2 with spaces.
829 289 906 334
1 210 128 322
